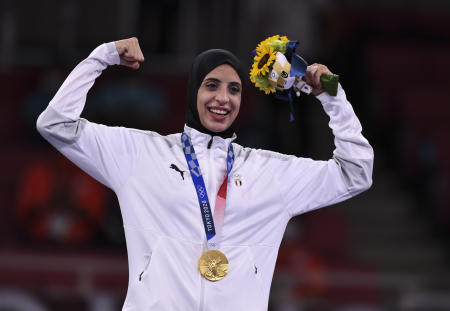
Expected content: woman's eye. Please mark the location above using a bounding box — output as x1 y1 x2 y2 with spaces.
229 86 241 94
205 83 217 89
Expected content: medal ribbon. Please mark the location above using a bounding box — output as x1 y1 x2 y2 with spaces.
181 132 234 250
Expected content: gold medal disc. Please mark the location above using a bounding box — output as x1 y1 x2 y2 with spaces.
198 250 229 281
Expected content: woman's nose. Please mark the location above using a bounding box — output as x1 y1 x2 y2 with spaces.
215 87 229 104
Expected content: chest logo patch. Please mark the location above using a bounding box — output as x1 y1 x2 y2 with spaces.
233 174 243 187
170 164 185 180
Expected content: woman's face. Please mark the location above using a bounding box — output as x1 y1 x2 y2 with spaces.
197 64 242 133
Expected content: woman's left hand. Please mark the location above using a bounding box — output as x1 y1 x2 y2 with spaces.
304 63 333 96
114 37 145 69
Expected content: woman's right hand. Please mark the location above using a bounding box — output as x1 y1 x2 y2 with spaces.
114 37 145 69
304 63 333 96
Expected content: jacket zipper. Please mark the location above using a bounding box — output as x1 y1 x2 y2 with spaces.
199 142 216 310
207 136 213 149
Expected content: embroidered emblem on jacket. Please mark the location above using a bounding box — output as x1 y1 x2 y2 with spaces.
170 164 185 180
234 174 242 187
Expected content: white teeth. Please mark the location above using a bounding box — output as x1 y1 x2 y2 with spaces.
209 108 228 115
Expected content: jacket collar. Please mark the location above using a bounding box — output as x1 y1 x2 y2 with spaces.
183 124 237 151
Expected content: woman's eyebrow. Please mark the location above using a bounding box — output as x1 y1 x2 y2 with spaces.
204 77 241 87
204 78 220 83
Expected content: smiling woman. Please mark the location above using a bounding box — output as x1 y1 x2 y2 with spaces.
185 48 245 139
36 37 373 310
196 64 242 133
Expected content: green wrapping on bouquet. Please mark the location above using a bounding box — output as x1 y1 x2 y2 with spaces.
320 74 339 96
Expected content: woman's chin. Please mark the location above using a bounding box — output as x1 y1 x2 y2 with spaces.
203 120 230 133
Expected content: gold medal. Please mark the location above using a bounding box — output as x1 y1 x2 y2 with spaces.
198 250 229 281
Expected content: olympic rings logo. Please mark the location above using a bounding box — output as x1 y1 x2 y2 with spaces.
197 185 205 198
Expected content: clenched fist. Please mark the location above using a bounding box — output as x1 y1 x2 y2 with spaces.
114 37 145 69
304 63 333 96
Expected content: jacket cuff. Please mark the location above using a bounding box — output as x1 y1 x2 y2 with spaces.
88 42 121 66
315 83 345 103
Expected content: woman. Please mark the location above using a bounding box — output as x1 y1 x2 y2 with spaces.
37 37 373 310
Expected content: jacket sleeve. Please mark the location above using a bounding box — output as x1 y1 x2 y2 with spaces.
275 85 374 217
36 42 144 192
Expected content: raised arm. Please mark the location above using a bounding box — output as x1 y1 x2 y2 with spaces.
275 64 374 217
36 38 146 191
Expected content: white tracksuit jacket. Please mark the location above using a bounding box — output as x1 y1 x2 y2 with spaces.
36 42 374 310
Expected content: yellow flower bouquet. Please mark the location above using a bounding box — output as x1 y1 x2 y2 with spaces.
249 35 339 97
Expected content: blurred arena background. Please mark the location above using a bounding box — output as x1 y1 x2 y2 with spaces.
1 0 450 310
